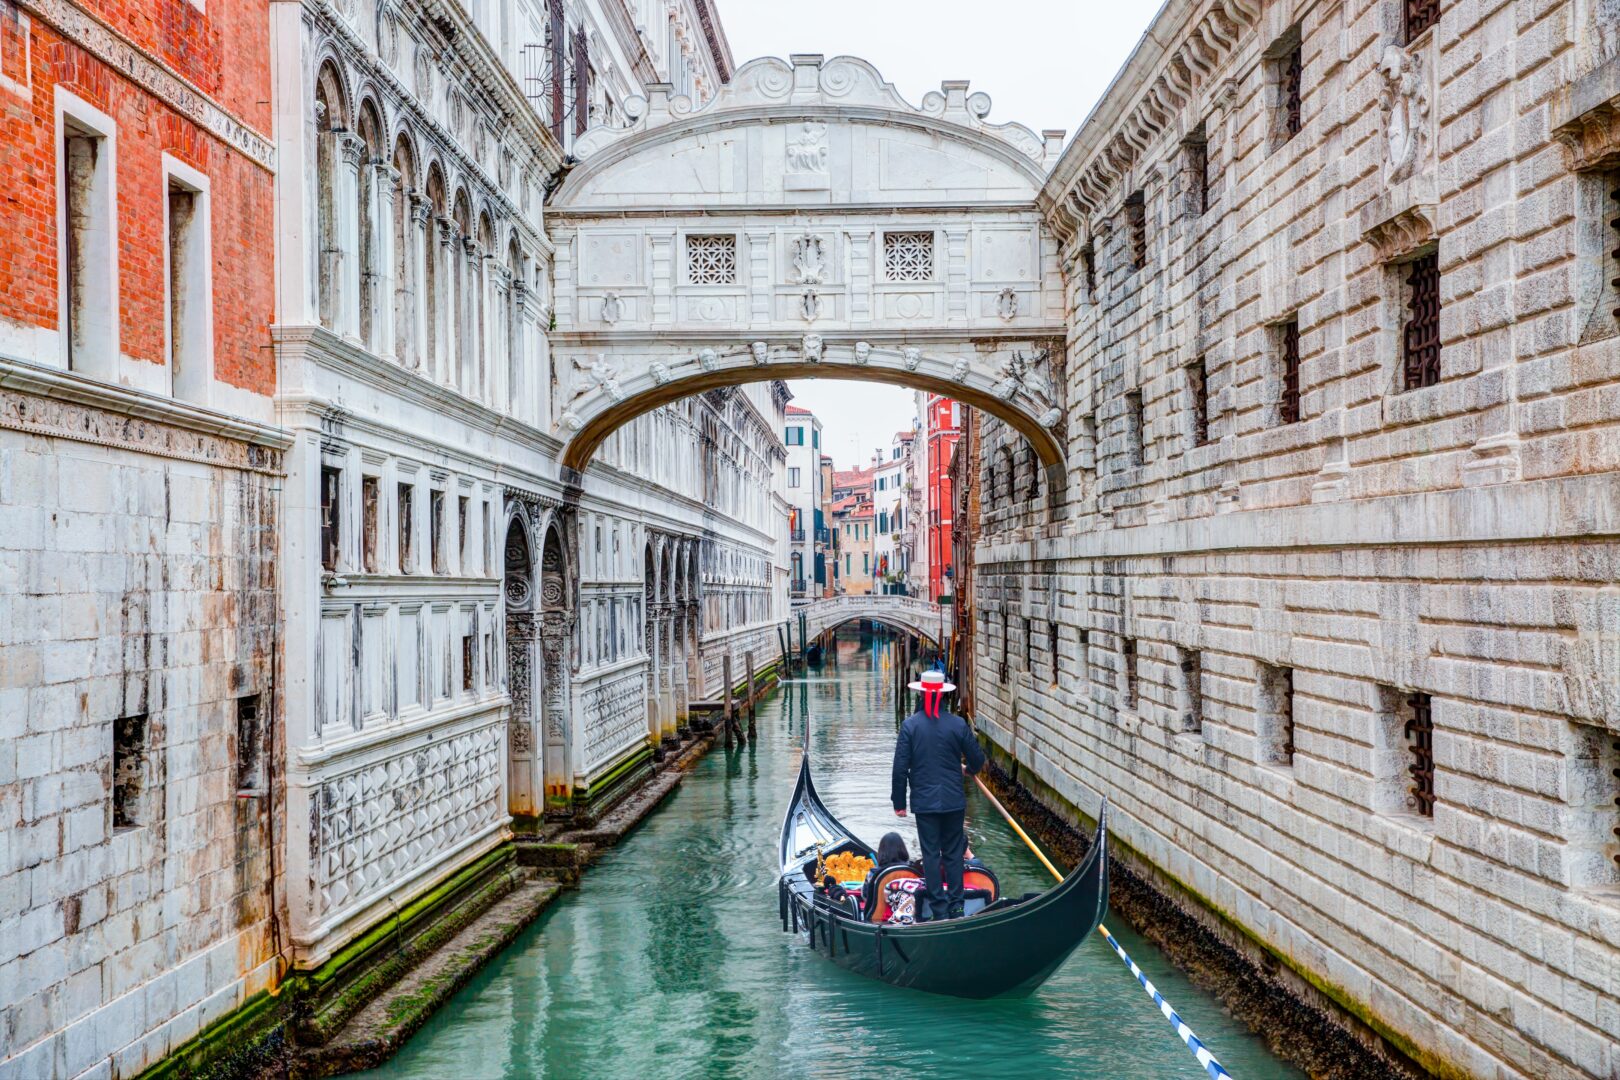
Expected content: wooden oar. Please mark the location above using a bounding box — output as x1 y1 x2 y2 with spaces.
973 774 1237 1080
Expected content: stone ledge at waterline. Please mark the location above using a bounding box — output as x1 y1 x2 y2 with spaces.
974 747 1433 1080
132 715 750 1080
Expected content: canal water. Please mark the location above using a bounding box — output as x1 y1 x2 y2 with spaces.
362 634 1301 1079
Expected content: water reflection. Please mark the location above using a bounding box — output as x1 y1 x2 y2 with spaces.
361 632 1301 1080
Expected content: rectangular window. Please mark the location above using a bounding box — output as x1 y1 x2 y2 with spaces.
1023 617 1033 671
686 234 737 284
236 696 266 795
883 231 935 282
397 483 414 573
1177 649 1204 734
1080 243 1097 298
320 466 341 572
361 477 379 573
1569 724 1620 890
1121 637 1138 711
812 428 820 449
1124 190 1147 271
788 467 801 487
430 490 446 573
112 714 149 831
1405 0 1440 41
60 109 116 377
462 627 476 692
458 495 470 572
999 611 1010 683
1125 389 1145 467
1048 621 1059 683
1282 43 1302 139
1187 358 1209 446
1403 692 1436 817
786 426 804 446
482 501 492 576
1401 249 1441 391
1277 319 1302 425
1259 664 1295 765
1183 127 1210 216
1265 27 1305 148
165 172 209 403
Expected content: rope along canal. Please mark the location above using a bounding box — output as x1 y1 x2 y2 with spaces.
972 775 1236 1080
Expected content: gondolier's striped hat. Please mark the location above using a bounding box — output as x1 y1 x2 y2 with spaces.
906 669 956 694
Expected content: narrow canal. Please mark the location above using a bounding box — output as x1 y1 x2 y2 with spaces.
362 634 1302 1079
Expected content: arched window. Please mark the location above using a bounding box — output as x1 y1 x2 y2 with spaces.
356 99 384 351
313 63 348 331
476 212 496 403
451 190 472 392
507 237 523 420
391 134 418 369
422 166 446 381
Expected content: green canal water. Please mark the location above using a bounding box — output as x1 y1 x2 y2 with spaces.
362 635 1302 1079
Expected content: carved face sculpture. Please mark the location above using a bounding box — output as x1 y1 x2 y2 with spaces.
750 341 768 365
802 334 824 362
854 341 871 365
952 357 971 382
699 347 719 372
902 346 921 371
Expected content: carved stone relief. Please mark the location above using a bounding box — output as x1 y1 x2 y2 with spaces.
1378 45 1429 184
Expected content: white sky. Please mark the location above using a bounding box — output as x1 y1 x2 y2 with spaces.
717 0 1161 467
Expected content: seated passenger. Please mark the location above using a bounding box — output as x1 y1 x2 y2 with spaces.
867 832 928 924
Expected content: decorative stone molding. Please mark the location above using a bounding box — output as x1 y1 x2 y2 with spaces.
1552 55 1620 171
1360 198 1438 263
1378 45 1429 184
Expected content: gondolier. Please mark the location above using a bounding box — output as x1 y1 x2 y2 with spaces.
892 669 985 920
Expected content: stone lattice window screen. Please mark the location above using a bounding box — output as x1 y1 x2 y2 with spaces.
686 234 737 284
883 231 935 282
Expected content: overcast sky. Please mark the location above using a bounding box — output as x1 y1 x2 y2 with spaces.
717 0 1160 467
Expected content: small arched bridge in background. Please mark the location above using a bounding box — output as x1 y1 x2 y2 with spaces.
792 594 948 650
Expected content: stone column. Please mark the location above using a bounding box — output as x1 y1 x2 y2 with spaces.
370 159 399 360
335 132 365 340
512 280 532 424
540 610 574 815
435 216 458 387
660 609 678 743
645 598 662 745
407 197 430 370
507 611 540 817
490 260 512 411
463 238 484 401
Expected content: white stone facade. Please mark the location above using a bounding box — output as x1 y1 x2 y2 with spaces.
969 1 1620 1077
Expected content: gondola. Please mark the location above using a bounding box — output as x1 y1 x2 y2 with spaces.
777 739 1109 998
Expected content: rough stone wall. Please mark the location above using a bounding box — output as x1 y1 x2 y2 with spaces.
973 1 1620 1077
0 403 281 1080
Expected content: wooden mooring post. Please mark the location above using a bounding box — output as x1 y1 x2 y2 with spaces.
723 654 736 748
746 652 758 740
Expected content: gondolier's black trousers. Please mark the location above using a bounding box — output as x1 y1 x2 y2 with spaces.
915 809 968 919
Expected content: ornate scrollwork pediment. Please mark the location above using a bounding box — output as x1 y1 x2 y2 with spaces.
1361 202 1438 263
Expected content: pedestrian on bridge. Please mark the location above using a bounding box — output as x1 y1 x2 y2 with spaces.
891 669 985 920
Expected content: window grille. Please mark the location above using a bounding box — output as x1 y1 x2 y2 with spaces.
1282 43 1303 139
397 483 414 572
1122 637 1137 711
1402 250 1441 390
687 234 737 285
1124 191 1147 270
112 714 149 830
1611 734 1620 873
1179 649 1203 733
999 611 1009 683
883 231 934 282
1025 447 1041 501
1185 132 1210 215
1405 692 1436 817
571 27 590 138
1279 320 1301 424
1611 176 1620 320
1188 358 1209 446
1126 390 1145 466
320 466 341 571
1405 0 1440 41
1280 667 1295 763
1048 621 1059 682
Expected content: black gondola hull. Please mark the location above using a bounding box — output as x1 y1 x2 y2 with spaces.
778 752 1108 999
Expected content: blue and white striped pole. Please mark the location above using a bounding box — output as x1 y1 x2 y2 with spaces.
1096 923 1234 1080
972 776 1234 1080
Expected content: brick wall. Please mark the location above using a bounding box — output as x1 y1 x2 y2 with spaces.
0 0 275 396
974 0 1620 1077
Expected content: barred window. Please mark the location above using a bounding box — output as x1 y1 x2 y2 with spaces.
1281 43 1303 139
1184 127 1211 216
686 234 737 285
1278 319 1301 425
1401 249 1441 391
1187 357 1209 446
1405 0 1440 41
1124 191 1147 271
1403 692 1436 817
1121 637 1138 711
883 231 935 282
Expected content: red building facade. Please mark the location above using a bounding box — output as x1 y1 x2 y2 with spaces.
923 393 961 603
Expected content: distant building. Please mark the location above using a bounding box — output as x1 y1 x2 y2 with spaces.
784 405 824 597
922 395 963 603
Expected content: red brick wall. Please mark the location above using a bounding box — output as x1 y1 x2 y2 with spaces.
0 0 275 396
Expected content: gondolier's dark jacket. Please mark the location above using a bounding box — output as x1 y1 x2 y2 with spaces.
892 708 986 814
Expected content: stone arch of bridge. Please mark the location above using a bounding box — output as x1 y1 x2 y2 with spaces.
558 342 1063 474
809 614 942 649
